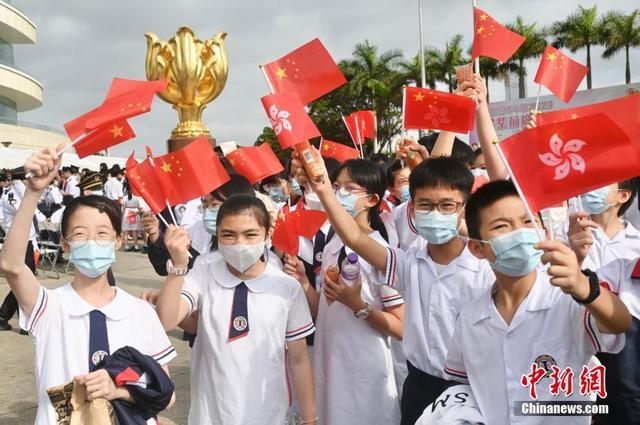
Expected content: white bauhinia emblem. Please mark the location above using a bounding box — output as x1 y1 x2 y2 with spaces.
538 133 586 180
269 104 292 135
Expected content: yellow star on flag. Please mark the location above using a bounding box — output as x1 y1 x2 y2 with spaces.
160 161 172 173
323 143 330 151
477 25 485 35
479 14 488 21
547 52 558 62
571 113 579 119
414 92 425 102
109 124 124 138
275 67 287 80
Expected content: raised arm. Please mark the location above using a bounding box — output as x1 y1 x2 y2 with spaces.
292 150 389 273
471 75 508 180
0 146 64 315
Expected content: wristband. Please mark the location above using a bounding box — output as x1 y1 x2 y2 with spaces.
572 269 601 305
301 417 318 424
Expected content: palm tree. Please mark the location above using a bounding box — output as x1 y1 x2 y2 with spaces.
552 5 603 89
399 48 444 88
507 16 547 98
442 34 467 92
601 9 640 84
477 57 518 102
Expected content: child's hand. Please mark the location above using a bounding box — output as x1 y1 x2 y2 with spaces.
526 111 538 129
24 144 65 192
141 211 160 243
75 369 120 401
323 268 364 312
283 253 311 288
536 240 590 299
291 147 331 195
455 81 480 105
473 75 488 107
567 212 597 265
164 225 190 268
395 138 428 162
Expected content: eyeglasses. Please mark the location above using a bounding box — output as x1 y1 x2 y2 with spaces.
415 201 463 215
64 234 116 249
333 184 368 197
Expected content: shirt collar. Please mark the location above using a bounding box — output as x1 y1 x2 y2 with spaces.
59 283 130 320
416 241 481 273
470 271 551 325
211 257 276 293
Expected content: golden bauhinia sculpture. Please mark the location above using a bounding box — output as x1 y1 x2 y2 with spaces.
145 26 228 139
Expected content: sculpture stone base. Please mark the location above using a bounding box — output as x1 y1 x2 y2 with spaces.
167 135 216 153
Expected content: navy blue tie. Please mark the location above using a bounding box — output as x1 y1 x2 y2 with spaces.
89 310 110 371
229 282 249 342
312 230 326 274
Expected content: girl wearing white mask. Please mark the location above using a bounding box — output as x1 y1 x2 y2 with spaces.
0 146 176 425
156 194 317 425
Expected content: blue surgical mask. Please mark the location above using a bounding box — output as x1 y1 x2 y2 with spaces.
414 210 459 244
268 186 288 203
291 178 303 196
336 191 367 217
399 185 410 203
580 187 613 215
203 206 219 235
482 228 542 277
69 240 116 278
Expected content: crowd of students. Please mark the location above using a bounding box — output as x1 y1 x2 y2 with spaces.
0 76 639 425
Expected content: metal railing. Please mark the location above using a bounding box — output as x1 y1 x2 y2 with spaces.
0 116 66 135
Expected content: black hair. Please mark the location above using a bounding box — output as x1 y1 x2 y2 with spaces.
109 167 119 178
211 173 255 203
331 159 389 242
418 133 475 165
216 194 270 239
61 195 122 237
323 157 341 181
618 177 640 216
386 159 407 188
409 156 474 201
472 148 483 161
258 172 287 193
367 152 389 165
465 180 518 240
61 166 71 173
62 195 74 207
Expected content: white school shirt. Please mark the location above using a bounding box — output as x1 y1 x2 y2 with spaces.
180 257 314 425
444 271 624 425
45 185 63 205
19 284 176 425
313 231 403 425
383 238 494 377
50 206 65 226
64 175 80 198
596 258 640 319
1 180 37 240
393 200 420 249
104 177 123 201
187 219 213 255
582 221 640 270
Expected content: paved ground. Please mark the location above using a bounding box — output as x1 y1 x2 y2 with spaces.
0 250 192 425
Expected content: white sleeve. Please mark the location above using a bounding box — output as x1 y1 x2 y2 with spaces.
140 303 177 366
379 284 404 308
380 247 407 292
567 295 625 356
18 286 54 336
285 284 315 342
443 316 469 384
181 267 204 316
51 188 63 204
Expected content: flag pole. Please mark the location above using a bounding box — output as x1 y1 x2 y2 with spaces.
534 83 542 113
493 140 545 240
418 0 426 89
25 132 94 179
259 65 276 94
473 0 480 75
342 115 363 158
354 114 365 159
147 154 180 227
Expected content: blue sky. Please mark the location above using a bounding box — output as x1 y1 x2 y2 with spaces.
14 0 640 156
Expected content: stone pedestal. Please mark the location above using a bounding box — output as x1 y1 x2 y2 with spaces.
167 135 216 153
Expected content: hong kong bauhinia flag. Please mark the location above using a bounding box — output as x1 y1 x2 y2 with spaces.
260 92 321 149
403 87 476 133
262 38 347 105
498 113 640 212
534 46 588 103
471 7 525 62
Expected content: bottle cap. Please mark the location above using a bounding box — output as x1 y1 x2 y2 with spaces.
347 252 359 264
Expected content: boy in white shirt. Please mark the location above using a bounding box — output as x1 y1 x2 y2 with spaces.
444 180 630 425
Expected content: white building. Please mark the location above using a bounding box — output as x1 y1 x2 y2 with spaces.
0 0 68 151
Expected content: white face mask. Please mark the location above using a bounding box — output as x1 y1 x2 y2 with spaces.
218 241 266 273
305 192 324 211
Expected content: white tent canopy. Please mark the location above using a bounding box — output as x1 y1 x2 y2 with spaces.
0 146 130 171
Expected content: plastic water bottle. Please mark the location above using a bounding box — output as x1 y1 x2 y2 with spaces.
340 253 361 286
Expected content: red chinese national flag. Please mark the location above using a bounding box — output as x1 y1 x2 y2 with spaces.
153 136 230 206
125 154 167 214
72 121 135 158
272 209 327 256
343 110 376 145
260 92 321 149
227 144 284 184
534 46 588 103
499 113 640 212
262 38 347 105
320 139 360 162
471 8 525 62
403 87 476 133
84 78 167 130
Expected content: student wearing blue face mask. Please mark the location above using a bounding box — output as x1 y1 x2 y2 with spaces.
444 180 630 425
568 179 640 271
385 160 411 208
0 147 176 424
293 153 496 425
259 172 291 211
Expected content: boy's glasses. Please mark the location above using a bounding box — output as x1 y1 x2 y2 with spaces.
415 201 463 215
333 184 368 197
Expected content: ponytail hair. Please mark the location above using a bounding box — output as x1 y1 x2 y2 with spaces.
331 159 389 243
